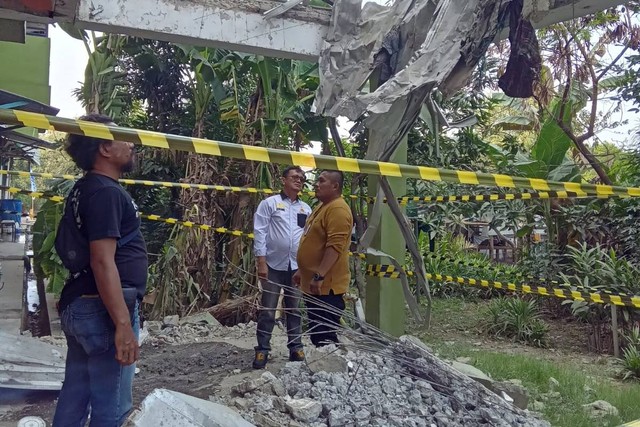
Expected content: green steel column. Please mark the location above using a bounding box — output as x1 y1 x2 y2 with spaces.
365 137 407 337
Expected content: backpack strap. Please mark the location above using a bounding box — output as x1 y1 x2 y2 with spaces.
117 229 139 248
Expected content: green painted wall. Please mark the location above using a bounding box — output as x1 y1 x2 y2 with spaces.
0 35 51 104
0 35 51 138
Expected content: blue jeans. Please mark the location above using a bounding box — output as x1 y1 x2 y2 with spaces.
53 295 139 427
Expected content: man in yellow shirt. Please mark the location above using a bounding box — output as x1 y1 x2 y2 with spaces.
294 170 353 347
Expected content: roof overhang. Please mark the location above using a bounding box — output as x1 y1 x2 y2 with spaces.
0 0 628 61
0 90 60 163
0 130 58 164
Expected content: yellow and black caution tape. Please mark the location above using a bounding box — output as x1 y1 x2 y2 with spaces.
1 187 255 238
0 169 79 181
425 253 562 285
121 178 283 196
139 214 254 239
422 253 635 297
0 169 362 200
3 109 640 197
365 264 640 308
392 189 628 205
3 169 633 205
0 186 65 203
8 183 638 306
353 252 626 297
0 169 284 196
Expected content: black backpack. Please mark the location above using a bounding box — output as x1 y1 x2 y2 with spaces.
55 184 138 274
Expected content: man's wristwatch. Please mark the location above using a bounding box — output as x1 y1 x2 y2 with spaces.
312 273 324 282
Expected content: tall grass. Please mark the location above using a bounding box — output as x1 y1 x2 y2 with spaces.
418 297 640 427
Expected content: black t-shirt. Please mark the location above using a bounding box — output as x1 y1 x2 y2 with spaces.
59 173 148 310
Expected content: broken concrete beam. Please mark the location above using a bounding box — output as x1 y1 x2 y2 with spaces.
0 331 65 390
0 330 65 367
127 389 255 427
73 0 330 61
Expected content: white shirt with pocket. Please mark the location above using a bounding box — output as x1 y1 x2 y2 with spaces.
253 194 312 271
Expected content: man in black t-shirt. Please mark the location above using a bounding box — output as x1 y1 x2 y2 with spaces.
53 114 148 427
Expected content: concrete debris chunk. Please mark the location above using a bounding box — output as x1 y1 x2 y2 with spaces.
306 348 348 374
273 396 288 413
252 413 280 427
450 361 493 389
328 408 349 426
582 400 619 419
493 380 529 409
285 398 323 422
232 397 250 410
232 378 262 396
0 330 65 390
127 388 254 427
269 377 287 397
179 312 221 327
144 320 162 333
162 315 180 328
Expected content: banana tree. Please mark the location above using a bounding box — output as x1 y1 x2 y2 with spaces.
60 26 130 119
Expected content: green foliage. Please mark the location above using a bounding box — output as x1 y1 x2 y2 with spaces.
517 242 562 285
552 243 640 353
31 180 75 295
418 232 521 299
616 54 640 112
621 326 640 381
146 225 209 319
622 345 640 381
512 89 585 182
431 339 640 427
485 297 549 347
559 243 640 297
72 33 131 119
554 196 640 265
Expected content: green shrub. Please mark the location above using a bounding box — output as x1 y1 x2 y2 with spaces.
621 326 640 381
419 232 511 299
486 297 549 347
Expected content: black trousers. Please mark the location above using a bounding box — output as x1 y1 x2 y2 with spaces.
256 267 303 351
304 290 345 347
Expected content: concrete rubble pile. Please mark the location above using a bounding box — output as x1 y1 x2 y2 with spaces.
143 313 252 346
211 333 550 427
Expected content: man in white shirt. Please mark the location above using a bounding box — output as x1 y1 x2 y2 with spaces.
252 166 312 368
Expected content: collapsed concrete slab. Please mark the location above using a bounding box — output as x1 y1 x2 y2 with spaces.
0 330 65 390
127 388 255 427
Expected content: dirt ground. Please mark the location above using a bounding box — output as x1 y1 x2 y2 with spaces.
0 341 256 424
0 298 624 424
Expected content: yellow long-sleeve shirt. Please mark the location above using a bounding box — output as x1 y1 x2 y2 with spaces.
297 198 353 295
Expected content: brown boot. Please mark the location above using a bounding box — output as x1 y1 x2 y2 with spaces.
252 350 269 369
289 348 305 362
